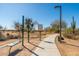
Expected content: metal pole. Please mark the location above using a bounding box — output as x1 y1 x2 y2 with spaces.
60 6 62 39
73 16 74 34
54 5 62 41
21 16 39 56
40 31 41 41
22 16 24 46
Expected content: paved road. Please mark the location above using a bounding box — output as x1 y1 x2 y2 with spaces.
31 34 60 56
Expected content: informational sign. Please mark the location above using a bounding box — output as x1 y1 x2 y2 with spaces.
38 24 43 30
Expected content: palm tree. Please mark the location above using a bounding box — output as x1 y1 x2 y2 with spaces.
71 16 76 34
25 18 34 42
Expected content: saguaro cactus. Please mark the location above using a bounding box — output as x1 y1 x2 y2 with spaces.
71 16 76 34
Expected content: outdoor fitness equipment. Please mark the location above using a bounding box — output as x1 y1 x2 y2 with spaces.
7 16 25 55
21 16 38 56
0 15 39 56
6 16 24 55
0 16 25 55
0 39 21 55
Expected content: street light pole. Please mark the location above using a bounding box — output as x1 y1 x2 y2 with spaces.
60 6 62 39
54 5 62 40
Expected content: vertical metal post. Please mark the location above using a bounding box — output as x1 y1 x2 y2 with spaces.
40 31 41 41
72 16 74 40
60 6 62 39
54 5 62 41
22 16 24 46
28 27 30 43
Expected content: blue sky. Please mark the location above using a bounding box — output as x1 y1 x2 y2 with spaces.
0 3 79 29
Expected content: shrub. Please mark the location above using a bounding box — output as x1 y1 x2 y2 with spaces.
0 33 6 41
63 33 73 39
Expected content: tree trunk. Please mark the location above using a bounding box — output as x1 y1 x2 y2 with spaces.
73 28 75 34
28 30 30 43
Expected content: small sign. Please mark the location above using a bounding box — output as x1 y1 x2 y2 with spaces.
38 24 43 30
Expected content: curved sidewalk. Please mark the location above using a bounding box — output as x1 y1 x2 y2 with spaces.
31 34 60 56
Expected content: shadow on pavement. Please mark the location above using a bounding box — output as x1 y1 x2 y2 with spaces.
29 42 44 49
23 45 39 56
8 45 39 56
44 41 53 44
8 49 23 56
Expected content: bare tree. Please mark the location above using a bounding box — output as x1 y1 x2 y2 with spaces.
51 20 67 33
14 21 21 38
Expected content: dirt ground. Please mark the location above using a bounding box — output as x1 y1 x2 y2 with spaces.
0 39 17 46
0 32 48 56
55 37 79 56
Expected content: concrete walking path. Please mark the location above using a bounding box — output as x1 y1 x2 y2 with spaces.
31 34 60 56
